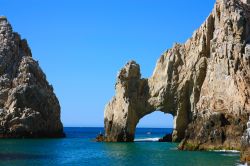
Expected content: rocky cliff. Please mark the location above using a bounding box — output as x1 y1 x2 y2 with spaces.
0 17 64 138
241 116 250 164
104 0 250 157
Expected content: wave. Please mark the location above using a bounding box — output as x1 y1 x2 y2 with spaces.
220 153 239 157
236 163 248 166
211 150 240 153
134 137 160 142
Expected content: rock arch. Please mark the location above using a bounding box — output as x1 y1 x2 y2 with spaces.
104 60 192 142
104 0 250 152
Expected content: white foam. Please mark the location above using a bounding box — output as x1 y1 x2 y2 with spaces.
221 153 239 157
211 149 240 153
236 163 248 166
134 137 160 142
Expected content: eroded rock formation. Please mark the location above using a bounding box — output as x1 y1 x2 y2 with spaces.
179 0 250 151
0 17 64 138
241 116 250 164
104 0 250 155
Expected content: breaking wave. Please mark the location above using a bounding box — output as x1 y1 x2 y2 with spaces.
211 150 240 153
236 163 248 166
134 137 160 142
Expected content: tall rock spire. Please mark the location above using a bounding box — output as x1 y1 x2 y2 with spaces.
0 17 64 138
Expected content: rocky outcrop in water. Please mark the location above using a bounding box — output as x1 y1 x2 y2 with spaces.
159 134 172 142
0 17 64 138
104 0 250 155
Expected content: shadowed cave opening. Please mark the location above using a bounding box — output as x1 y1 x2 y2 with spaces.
135 111 174 142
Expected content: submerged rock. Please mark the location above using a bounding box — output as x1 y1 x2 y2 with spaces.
96 134 105 142
104 0 250 158
0 17 64 138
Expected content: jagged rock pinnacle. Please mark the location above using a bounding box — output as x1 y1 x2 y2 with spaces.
0 17 64 138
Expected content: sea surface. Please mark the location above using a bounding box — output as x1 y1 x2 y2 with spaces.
0 127 243 166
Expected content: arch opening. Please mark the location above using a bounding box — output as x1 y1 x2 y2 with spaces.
134 111 174 142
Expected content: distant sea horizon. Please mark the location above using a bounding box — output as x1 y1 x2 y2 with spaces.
63 126 173 129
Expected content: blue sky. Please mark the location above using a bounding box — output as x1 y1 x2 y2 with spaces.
2 0 215 128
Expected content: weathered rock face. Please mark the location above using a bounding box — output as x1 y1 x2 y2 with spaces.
104 0 250 154
104 61 151 142
179 0 250 151
241 116 250 164
0 17 64 138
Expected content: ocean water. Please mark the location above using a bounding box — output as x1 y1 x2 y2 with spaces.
0 127 242 166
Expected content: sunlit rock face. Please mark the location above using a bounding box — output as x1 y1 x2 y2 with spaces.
104 0 250 156
0 17 64 138
179 0 250 151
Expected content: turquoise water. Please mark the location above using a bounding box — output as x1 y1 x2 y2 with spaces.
0 127 242 166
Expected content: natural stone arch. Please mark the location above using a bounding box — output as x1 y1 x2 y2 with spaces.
104 60 192 142
104 0 250 156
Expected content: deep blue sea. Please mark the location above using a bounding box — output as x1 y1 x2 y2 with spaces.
0 127 243 166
